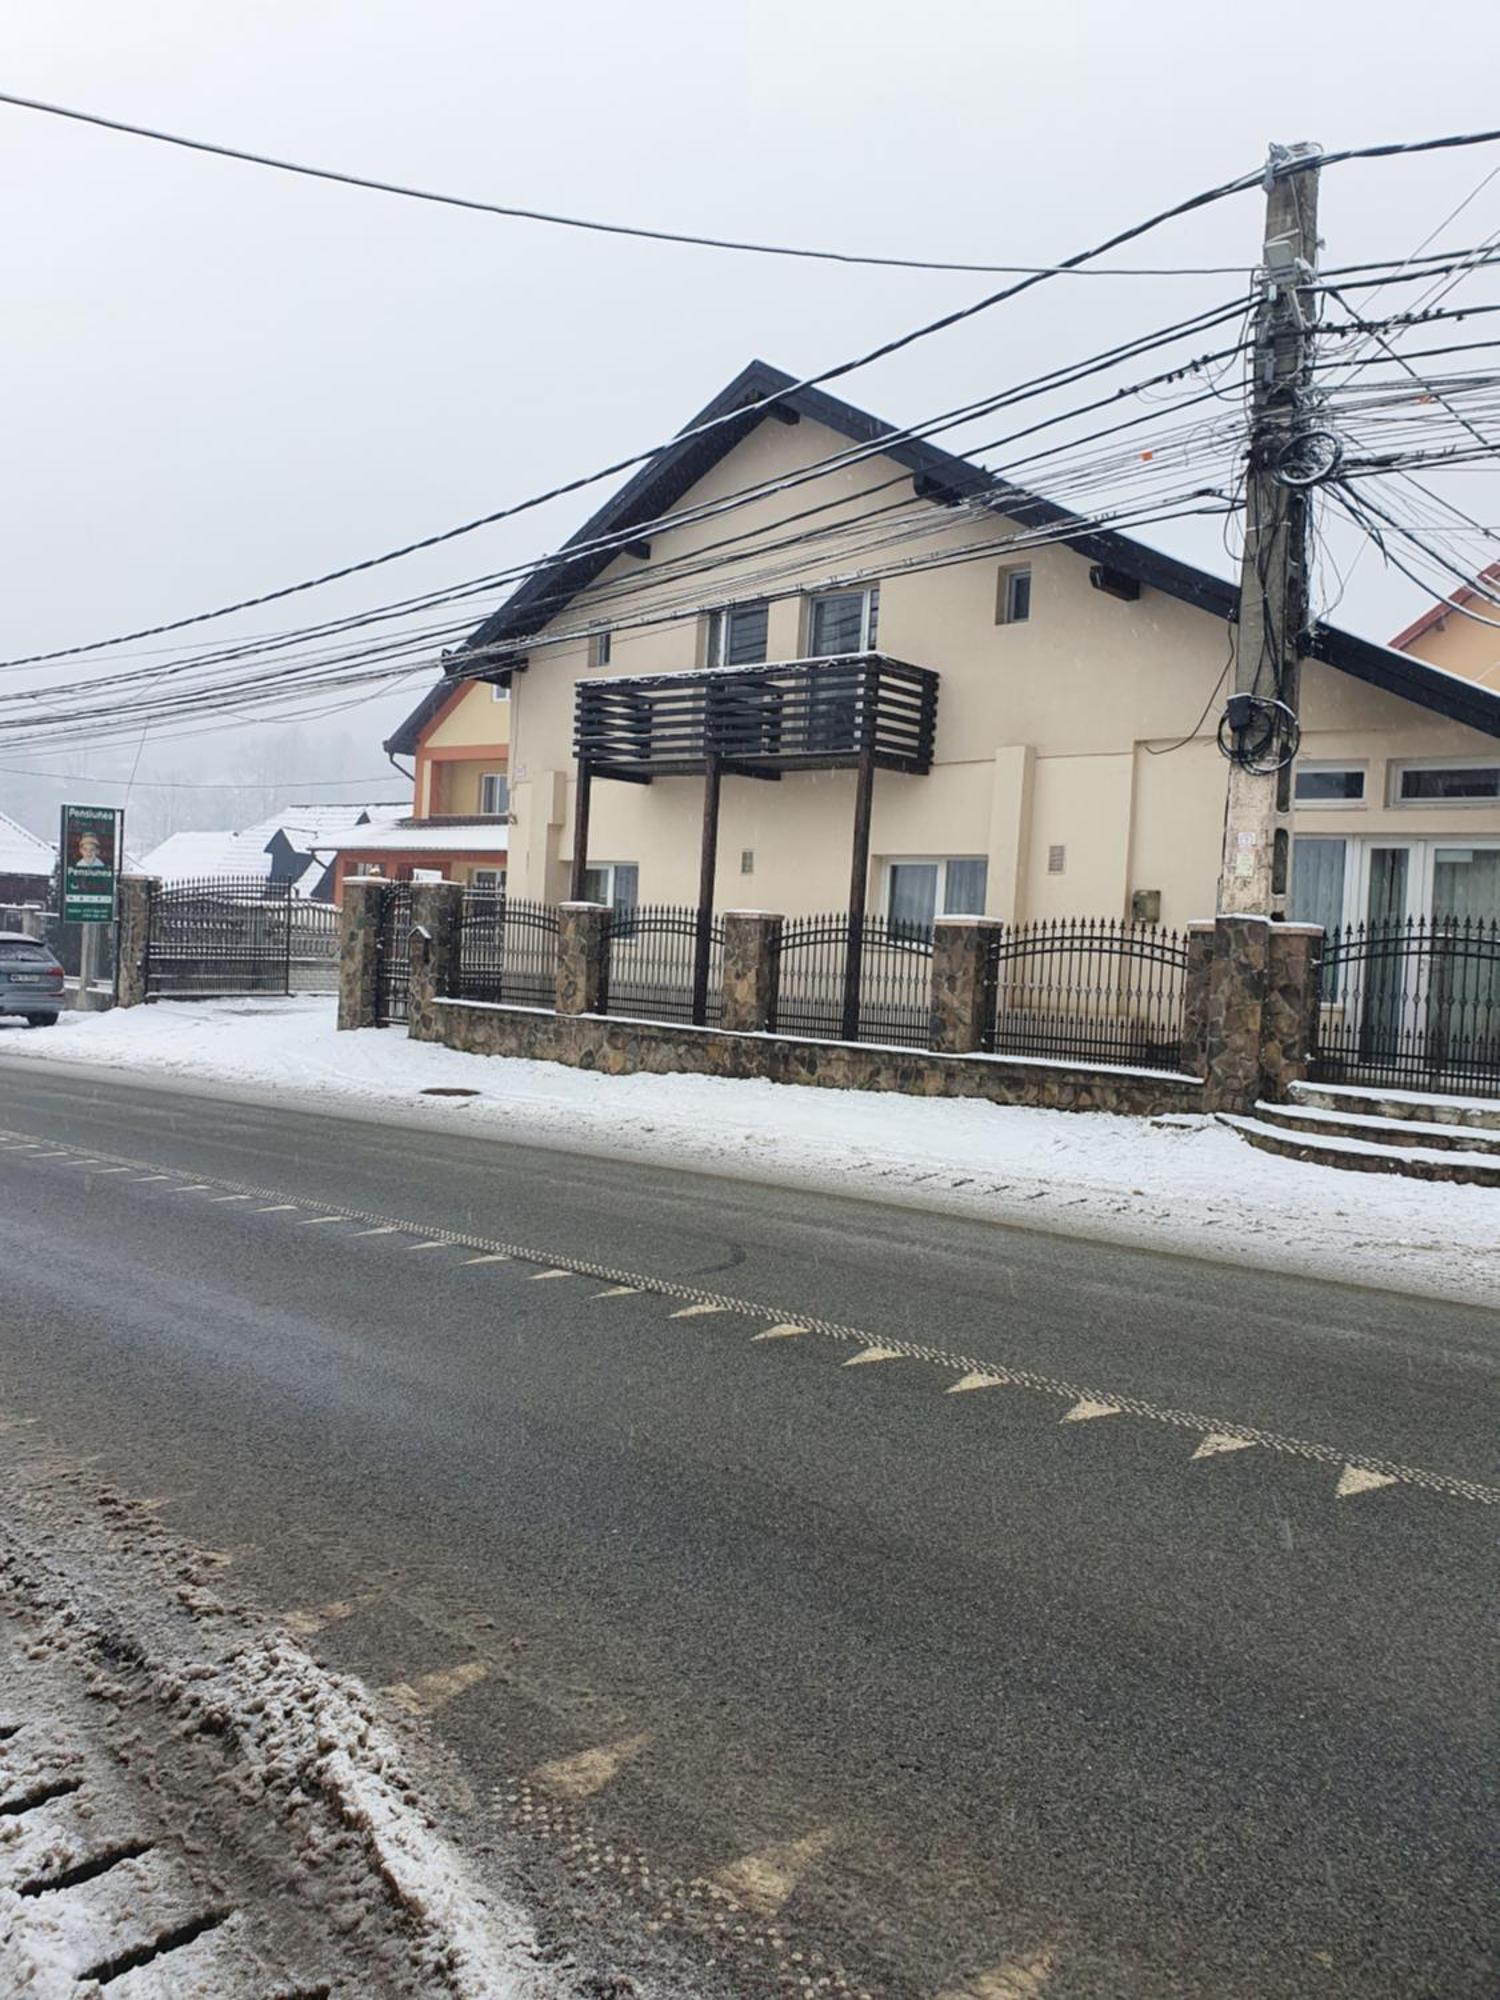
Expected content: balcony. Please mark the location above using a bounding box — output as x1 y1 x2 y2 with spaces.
573 653 939 783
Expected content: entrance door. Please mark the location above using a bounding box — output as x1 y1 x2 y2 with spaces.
1429 846 1500 1078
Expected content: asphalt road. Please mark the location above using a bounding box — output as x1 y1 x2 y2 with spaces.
0 1058 1495 1999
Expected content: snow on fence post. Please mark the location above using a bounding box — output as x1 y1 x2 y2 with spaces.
556 902 610 1016
337 877 386 1031
720 911 782 1033
930 916 1003 1055
407 880 465 1040
114 875 157 1009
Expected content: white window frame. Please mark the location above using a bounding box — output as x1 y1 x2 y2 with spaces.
1293 833 1500 928
1293 762 1367 808
704 602 770 668
996 566 1032 625
490 681 510 702
806 584 880 656
1389 757 1500 807
578 861 637 906
589 630 612 669
882 855 989 924
470 867 505 895
478 772 509 815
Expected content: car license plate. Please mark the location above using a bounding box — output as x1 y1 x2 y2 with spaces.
9 973 44 985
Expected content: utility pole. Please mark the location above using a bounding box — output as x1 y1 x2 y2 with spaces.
1217 142 1323 917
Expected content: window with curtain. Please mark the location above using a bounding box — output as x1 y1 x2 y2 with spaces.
885 857 988 936
1289 837 1346 933
705 602 769 666
479 773 509 814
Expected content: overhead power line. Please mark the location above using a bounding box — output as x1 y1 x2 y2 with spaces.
0 88 1261 279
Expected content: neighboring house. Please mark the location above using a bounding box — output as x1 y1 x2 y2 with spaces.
140 802 406 900
0 809 56 907
317 677 512 901
415 359 1500 940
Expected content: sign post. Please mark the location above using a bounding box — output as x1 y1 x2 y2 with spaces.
60 804 122 1011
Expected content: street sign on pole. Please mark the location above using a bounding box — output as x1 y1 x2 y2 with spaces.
60 804 122 925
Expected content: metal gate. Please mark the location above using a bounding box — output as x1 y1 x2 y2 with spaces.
145 877 340 999
373 882 413 1025
1310 915 1500 1098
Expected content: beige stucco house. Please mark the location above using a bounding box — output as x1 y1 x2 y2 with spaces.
398 361 1500 941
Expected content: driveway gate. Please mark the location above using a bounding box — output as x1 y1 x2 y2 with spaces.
146 877 340 998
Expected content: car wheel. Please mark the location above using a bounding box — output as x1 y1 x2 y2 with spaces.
24 1013 59 1029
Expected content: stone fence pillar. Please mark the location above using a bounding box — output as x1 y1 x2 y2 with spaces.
1262 923 1324 1101
337 876 386 1031
556 902 610 1016
930 917 1003 1055
1185 915 1324 1112
408 880 466 1039
720 911 783 1033
113 875 158 1009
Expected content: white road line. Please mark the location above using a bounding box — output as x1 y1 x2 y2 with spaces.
669 1303 729 1320
171 1186 216 1196
529 1269 573 1282
134 1174 176 1183
1336 1464 1401 1500
947 1371 1007 1394
255 1204 300 1214
3 1122 1487 1509
529 1732 651 1802
207 1193 250 1202
844 1345 904 1367
404 1240 450 1252
353 1225 402 1236
936 1948 1056 1999
93 1166 135 1175
1192 1432 1257 1461
593 1285 640 1298
384 1659 492 1716
752 1323 806 1340
1061 1399 1122 1423
712 1826 838 1919
463 1254 512 1266
297 1215 349 1227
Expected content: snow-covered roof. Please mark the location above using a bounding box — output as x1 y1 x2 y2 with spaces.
318 821 510 856
139 802 409 885
0 809 55 876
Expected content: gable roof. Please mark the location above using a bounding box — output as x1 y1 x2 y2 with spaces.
385 678 464 758
428 357 1500 742
1388 560 1500 653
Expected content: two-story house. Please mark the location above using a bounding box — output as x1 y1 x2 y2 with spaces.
391 361 1500 939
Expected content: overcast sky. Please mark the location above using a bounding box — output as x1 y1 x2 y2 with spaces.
4 0 1498 843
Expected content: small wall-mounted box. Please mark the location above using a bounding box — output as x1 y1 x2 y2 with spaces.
1131 888 1162 925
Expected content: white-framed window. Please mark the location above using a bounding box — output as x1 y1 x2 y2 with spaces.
579 861 639 918
589 630 613 669
807 584 879 656
1294 764 1366 806
1392 760 1500 804
479 772 509 815
884 856 988 935
470 867 505 895
490 681 510 702
704 602 769 667
996 566 1032 625
1292 834 1500 931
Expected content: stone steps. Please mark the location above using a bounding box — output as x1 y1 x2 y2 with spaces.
1220 1111 1500 1186
1289 1079 1500 1132
1253 1099 1500 1157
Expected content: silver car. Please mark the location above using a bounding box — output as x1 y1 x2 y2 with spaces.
0 930 66 1026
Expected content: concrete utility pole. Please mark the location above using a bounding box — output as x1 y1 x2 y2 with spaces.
1217 142 1323 917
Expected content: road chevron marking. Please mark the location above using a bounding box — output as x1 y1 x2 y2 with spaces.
1193 1432 1258 1461
753 1323 806 1340
947 1371 1007 1394
4 1124 1493 1508
844 1345 904 1368
669 1302 729 1319
1062 1399 1121 1423
1336 1464 1401 1500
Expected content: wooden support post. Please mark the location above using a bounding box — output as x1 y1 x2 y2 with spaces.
840 744 877 1043
692 755 723 1026
569 762 593 902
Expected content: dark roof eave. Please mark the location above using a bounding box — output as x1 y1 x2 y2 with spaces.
433 357 1500 741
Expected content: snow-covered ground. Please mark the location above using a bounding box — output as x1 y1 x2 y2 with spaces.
1 996 1495 1307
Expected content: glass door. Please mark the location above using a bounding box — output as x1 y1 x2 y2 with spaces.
1360 845 1414 1062
1428 846 1500 1079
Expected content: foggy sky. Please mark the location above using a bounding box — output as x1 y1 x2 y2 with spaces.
5 0 1498 843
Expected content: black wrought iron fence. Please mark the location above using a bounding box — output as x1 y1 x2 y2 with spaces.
455 894 560 1007
374 881 413 1025
146 876 339 998
1310 915 1500 1097
770 913 934 1048
983 918 1189 1072
603 904 724 1026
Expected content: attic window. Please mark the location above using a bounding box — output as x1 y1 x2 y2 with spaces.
589 631 613 669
